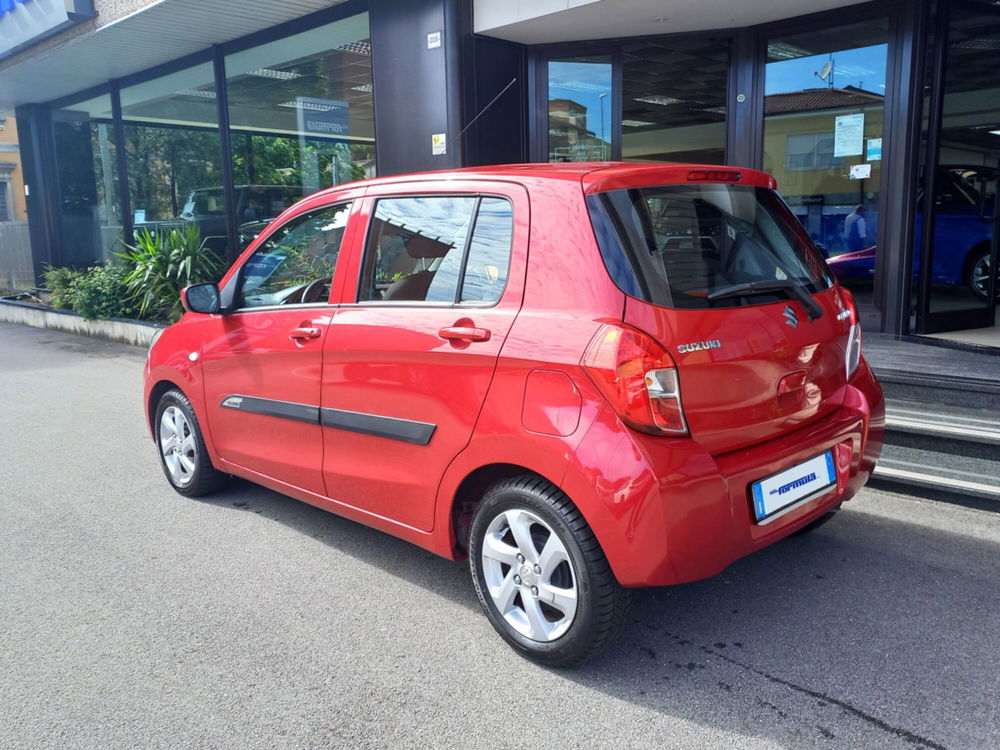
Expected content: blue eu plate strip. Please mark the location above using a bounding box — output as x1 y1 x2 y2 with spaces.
752 482 765 520
825 451 836 483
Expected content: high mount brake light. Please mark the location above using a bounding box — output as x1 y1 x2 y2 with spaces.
840 287 862 378
582 324 689 435
687 170 743 183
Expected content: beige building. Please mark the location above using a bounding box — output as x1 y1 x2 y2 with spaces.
0 116 26 221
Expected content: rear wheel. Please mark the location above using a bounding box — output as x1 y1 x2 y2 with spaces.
967 246 998 301
154 389 228 497
468 476 630 667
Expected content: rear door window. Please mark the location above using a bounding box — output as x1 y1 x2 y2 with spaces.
358 196 513 304
588 183 831 309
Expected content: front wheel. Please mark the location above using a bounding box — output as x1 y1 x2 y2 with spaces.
154 388 228 497
469 476 630 667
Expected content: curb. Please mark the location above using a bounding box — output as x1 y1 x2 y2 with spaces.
0 297 166 348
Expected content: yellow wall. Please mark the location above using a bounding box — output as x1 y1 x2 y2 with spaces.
763 106 884 199
0 116 27 220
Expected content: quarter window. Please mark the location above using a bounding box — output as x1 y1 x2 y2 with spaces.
239 202 351 308
359 196 513 304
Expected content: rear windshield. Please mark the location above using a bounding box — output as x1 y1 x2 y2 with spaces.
587 183 831 309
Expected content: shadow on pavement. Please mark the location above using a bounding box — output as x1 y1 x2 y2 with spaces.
203 480 996 749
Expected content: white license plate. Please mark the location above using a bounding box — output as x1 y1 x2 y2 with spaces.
751 451 836 523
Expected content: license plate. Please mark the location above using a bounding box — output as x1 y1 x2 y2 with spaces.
751 451 836 524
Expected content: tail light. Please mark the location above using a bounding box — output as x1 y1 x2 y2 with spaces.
582 324 688 435
840 288 862 378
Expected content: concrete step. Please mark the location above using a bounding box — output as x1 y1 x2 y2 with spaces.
874 443 1000 502
876 369 1000 411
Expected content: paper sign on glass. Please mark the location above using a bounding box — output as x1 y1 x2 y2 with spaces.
866 138 882 161
834 113 865 158
850 163 872 180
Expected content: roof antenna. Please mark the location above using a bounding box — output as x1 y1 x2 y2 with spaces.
458 77 518 138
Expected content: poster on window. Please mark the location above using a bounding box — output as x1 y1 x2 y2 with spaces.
834 113 864 158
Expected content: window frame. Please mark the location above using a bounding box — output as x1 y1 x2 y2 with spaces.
231 199 354 313
350 192 515 309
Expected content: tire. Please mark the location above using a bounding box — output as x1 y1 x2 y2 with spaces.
468 476 630 667
154 388 228 497
966 245 997 301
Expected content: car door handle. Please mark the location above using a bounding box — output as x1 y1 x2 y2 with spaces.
289 327 322 341
438 326 491 343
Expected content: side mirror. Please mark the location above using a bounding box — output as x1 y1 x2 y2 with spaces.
180 283 221 314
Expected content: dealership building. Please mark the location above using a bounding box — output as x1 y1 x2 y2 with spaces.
0 0 997 349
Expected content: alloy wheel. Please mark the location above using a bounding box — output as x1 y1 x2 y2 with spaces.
158 405 196 486
480 508 578 642
971 252 998 300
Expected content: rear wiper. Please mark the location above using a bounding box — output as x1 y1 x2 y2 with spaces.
706 280 824 321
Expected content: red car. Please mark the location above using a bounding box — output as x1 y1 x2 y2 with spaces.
144 163 884 666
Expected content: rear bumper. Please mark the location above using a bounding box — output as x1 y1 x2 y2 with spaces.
565 358 884 587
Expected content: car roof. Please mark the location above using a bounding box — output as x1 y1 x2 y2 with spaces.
309 162 778 200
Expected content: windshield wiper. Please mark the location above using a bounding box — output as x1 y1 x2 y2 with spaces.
706 280 824 321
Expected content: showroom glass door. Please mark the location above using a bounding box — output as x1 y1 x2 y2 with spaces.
762 18 889 318
915 0 1000 338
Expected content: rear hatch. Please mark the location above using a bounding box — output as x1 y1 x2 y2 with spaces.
586 171 853 455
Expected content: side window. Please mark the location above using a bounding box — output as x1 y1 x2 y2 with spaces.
359 195 513 304
239 202 351 309
360 196 477 302
460 197 513 303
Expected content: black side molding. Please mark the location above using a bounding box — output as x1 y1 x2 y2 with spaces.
321 407 436 446
219 394 436 445
220 395 319 425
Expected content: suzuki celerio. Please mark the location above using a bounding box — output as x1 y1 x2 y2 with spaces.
145 163 884 666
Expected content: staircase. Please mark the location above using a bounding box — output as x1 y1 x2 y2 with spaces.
865 337 1000 503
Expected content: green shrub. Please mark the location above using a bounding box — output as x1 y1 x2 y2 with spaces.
116 224 224 323
42 265 84 310
72 263 139 321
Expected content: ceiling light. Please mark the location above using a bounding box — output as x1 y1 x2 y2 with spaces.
247 67 303 81
767 42 812 60
622 119 654 127
175 89 216 99
952 37 1000 49
338 40 372 56
278 100 345 111
990 130 1000 136
554 80 612 94
634 95 682 106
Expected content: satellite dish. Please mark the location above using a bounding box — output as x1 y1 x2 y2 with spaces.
818 61 834 80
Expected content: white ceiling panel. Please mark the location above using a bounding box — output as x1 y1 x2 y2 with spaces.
475 0 873 44
0 0 349 111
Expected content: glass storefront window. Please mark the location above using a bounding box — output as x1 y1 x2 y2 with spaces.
547 56 612 162
51 93 122 265
225 12 375 247
914 0 1000 340
763 21 889 312
621 38 729 164
120 62 226 254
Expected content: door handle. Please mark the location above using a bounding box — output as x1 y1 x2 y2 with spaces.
438 326 491 343
289 327 322 341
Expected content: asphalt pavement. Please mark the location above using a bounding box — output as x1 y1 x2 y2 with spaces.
1 321 998 749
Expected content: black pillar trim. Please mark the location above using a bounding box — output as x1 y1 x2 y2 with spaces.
877 0 930 335
915 0 949 333
109 80 133 248
15 104 58 284
726 28 763 169
213 45 239 264
443 0 467 167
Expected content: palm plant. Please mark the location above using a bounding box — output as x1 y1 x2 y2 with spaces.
116 224 225 322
